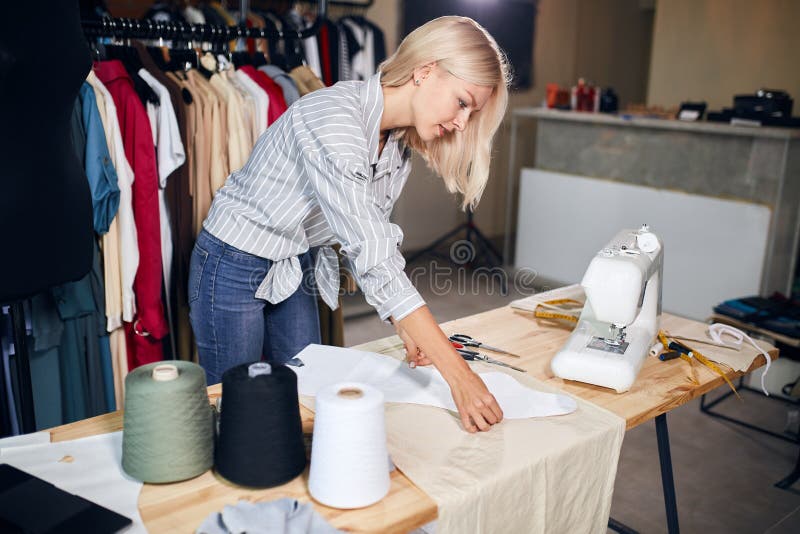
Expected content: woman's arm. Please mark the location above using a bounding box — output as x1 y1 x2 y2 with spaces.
393 306 503 432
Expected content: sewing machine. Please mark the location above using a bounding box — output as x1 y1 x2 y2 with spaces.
551 225 663 393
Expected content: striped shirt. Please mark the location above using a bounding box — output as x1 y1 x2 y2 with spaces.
204 72 425 321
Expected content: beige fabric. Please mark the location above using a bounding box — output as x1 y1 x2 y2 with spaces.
210 73 249 173
289 65 324 96
666 321 777 372
187 69 226 199
223 69 257 151
304 336 626 534
109 329 128 409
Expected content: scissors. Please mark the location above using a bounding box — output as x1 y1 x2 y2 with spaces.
448 334 522 358
451 342 527 373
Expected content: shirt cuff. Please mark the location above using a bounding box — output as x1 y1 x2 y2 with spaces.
377 287 426 323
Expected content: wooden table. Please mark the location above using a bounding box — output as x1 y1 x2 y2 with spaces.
46 307 775 533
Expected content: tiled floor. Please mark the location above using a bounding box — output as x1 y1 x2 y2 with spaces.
342 255 800 533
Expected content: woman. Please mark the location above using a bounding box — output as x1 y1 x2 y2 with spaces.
189 16 510 432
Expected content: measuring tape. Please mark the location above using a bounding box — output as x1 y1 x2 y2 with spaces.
533 298 583 324
658 330 741 398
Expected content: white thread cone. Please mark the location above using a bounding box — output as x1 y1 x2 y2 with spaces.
308 382 390 508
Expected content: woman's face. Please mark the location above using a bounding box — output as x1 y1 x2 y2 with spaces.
411 64 494 142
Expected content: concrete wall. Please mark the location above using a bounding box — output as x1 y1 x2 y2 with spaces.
647 0 800 110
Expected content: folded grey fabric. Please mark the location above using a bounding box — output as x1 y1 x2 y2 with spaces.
196 498 342 534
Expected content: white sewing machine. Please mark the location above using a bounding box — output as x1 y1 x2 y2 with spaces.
551 225 663 393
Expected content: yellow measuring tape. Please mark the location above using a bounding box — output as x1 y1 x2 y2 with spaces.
533 299 582 325
658 330 740 398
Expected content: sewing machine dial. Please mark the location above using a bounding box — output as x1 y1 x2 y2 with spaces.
636 231 659 253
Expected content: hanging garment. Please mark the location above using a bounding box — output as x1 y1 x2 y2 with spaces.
135 44 196 362
138 68 186 362
238 65 288 125
1 307 22 435
288 65 325 97
85 71 134 407
222 68 258 149
259 65 300 107
234 69 270 139
287 9 323 80
168 71 212 238
187 69 228 195
94 60 168 369
85 71 138 330
208 68 250 173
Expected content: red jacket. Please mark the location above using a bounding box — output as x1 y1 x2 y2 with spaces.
94 60 166 368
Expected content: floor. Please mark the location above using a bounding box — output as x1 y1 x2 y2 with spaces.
341 254 800 533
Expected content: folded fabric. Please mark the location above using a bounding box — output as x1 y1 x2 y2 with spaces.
196 498 341 534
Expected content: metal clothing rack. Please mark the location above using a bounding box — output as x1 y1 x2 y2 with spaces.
82 0 375 43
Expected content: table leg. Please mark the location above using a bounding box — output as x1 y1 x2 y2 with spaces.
656 413 680 534
774 445 800 490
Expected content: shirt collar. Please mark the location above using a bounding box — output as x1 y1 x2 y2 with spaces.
361 72 384 166
93 59 131 85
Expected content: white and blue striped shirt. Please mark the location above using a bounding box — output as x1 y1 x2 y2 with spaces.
204 72 425 321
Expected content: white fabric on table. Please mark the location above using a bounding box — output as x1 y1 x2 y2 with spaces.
0 431 145 533
292 344 577 419
298 339 625 534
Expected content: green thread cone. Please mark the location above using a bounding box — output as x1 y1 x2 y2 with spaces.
122 361 214 483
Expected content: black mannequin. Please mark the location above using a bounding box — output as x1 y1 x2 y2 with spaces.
0 1 94 303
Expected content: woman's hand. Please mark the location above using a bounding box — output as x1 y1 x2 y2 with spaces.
393 306 503 432
446 368 504 432
395 320 432 367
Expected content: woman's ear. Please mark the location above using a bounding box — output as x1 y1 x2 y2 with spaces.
412 62 437 85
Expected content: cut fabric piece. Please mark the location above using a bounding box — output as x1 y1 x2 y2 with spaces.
293 345 577 419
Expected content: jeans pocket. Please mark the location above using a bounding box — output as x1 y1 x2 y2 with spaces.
188 244 210 304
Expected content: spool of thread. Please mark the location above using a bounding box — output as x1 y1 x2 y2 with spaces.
649 342 664 357
215 361 306 488
122 362 214 483
308 382 390 509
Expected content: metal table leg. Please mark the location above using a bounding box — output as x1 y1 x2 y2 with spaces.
775 445 800 490
608 414 679 534
656 413 680 534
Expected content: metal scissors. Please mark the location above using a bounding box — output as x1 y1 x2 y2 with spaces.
451 342 526 373
448 334 522 358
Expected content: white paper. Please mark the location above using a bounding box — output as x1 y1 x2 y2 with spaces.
0 431 145 533
293 345 577 419
0 431 50 449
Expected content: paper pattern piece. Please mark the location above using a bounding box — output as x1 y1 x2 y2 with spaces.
0 431 145 533
292 344 577 419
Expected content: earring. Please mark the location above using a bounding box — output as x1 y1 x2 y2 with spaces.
414 79 421 85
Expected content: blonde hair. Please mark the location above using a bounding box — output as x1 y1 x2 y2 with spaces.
379 16 510 210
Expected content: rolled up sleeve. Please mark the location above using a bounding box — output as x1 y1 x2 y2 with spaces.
304 153 425 321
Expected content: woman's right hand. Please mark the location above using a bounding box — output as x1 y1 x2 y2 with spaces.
446 368 504 432
392 306 503 432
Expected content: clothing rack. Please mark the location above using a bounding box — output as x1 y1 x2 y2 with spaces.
81 0 375 42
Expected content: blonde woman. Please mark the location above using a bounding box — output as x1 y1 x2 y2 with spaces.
190 16 510 432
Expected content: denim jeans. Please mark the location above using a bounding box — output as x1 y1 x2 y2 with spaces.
188 229 321 385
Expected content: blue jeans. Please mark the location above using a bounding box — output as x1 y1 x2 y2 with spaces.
188 229 321 385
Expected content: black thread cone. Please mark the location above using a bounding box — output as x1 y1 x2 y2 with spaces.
215 362 306 488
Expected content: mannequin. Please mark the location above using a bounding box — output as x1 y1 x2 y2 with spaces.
0 1 94 434
0 1 94 303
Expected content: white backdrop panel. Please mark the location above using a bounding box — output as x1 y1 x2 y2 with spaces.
515 169 771 320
